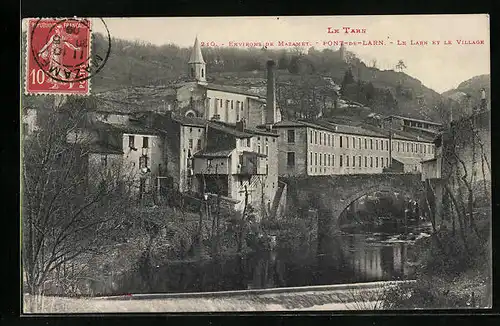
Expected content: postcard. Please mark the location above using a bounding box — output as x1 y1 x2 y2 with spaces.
21 14 491 313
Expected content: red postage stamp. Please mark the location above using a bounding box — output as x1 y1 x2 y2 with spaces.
26 18 92 95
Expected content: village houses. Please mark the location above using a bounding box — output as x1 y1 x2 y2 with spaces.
22 36 441 219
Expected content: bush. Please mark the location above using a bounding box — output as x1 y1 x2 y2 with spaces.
382 280 470 309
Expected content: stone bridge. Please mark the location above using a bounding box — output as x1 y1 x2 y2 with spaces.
281 173 427 258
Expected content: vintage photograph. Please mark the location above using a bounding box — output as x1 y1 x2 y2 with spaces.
21 15 491 313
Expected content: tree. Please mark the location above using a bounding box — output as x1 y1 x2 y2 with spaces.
341 68 355 95
22 98 136 309
433 115 491 258
395 60 407 72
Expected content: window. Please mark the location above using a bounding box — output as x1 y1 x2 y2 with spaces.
332 155 335 167
246 138 251 147
310 131 313 143
287 152 295 167
142 137 149 148
380 156 384 167
319 132 322 145
358 138 361 149
310 152 313 165
358 155 361 167
139 155 148 169
346 137 349 148
191 67 195 77
265 145 269 156
231 100 234 109
386 157 389 166
315 153 318 165
346 155 349 167
407 143 410 152
364 156 367 167
201 68 204 78
258 145 261 153
398 142 400 152
239 154 244 166
319 153 323 166
324 133 326 145
197 139 201 150
376 157 379 168
385 140 388 151
226 100 229 109
101 155 107 167
352 137 355 148
340 155 343 167
364 138 367 149
189 127 193 133
376 140 379 150
332 135 335 147
328 134 331 146
352 156 355 167
370 157 373 167
188 139 193 149
315 131 318 144
340 136 343 148
370 139 373 150
285 129 296 144
328 154 331 166
128 135 135 148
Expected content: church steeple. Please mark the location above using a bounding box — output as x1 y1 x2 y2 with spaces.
188 36 207 84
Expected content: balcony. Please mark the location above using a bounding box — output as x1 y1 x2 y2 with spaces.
236 151 267 176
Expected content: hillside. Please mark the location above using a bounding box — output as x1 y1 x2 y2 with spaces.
442 74 490 104
23 32 450 123
441 74 490 119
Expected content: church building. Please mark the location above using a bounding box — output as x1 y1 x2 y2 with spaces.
166 37 282 128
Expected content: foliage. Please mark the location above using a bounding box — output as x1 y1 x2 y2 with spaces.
21 98 137 304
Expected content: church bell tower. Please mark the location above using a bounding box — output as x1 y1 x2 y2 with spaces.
188 37 207 85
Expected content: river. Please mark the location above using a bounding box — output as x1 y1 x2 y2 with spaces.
112 222 433 295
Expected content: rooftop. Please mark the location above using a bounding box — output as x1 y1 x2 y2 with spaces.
388 115 443 126
188 37 205 64
393 157 427 165
210 121 279 138
193 149 233 158
204 83 266 98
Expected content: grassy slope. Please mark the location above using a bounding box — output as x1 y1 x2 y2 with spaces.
86 34 447 122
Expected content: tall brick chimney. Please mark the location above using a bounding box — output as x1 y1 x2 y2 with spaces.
266 60 276 125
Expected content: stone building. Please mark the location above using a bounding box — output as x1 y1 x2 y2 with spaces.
159 37 282 128
273 118 435 177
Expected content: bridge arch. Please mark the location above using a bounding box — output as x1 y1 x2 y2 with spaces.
282 173 425 257
283 173 424 226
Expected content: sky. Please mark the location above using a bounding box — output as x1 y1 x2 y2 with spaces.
22 15 490 93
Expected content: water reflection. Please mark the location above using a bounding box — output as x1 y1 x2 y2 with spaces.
110 227 428 296
344 234 410 282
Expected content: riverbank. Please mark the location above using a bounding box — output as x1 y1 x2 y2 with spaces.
382 221 492 309
24 280 410 313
